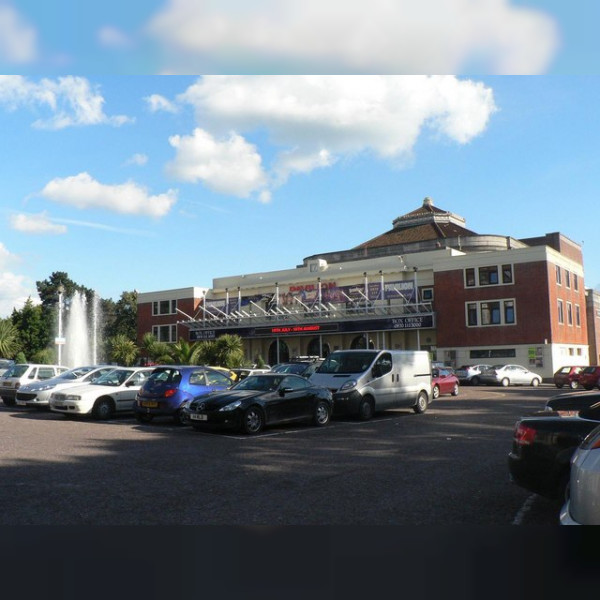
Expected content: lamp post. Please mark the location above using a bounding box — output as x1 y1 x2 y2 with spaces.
56 285 65 366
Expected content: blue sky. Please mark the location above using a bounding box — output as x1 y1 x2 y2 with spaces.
0 74 599 318
0 2 598 317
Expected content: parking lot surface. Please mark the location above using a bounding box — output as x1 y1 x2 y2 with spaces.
0 384 565 525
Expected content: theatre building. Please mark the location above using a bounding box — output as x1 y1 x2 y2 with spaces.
137 197 589 379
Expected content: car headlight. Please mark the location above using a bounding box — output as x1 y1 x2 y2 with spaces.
64 395 82 401
340 380 357 391
219 400 242 412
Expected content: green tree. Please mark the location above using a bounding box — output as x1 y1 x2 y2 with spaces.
31 348 55 364
214 335 245 368
103 291 138 341
171 339 198 365
140 333 172 364
11 298 47 361
107 334 138 366
0 318 20 359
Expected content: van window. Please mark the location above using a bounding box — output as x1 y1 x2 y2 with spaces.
374 353 392 377
317 351 378 374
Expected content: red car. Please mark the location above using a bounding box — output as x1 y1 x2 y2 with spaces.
579 366 600 390
553 366 584 389
432 367 459 399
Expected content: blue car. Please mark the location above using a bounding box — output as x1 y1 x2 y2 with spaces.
134 365 233 425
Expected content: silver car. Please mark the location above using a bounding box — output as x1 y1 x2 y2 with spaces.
454 364 492 386
560 424 600 525
479 364 542 387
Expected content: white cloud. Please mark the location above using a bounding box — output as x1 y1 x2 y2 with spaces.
173 75 496 192
0 242 35 317
40 172 178 218
0 75 132 129
145 93 178 113
97 26 133 49
124 153 149 166
10 211 67 235
146 0 559 74
166 128 268 198
0 4 37 64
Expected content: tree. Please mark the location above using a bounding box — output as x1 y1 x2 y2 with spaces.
11 298 48 361
170 339 198 365
107 334 138 366
140 333 172 364
103 291 138 341
193 335 245 368
0 318 20 359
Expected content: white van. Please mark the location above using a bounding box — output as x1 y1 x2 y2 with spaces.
309 349 432 420
0 363 69 407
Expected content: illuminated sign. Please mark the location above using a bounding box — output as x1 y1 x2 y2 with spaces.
254 323 340 336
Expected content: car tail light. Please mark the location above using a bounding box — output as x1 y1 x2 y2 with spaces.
164 388 176 398
514 423 536 445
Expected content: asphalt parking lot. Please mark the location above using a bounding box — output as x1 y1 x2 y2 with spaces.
0 383 566 526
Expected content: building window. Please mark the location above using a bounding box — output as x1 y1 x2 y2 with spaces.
557 299 564 324
502 264 513 284
422 288 434 301
470 348 516 359
576 304 581 327
152 324 177 343
565 271 571 289
567 302 573 326
556 265 562 285
465 268 476 287
479 266 499 286
466 299 516 327
574 274 579 291
152 299 177 316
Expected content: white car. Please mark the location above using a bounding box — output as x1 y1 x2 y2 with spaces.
560 424 600 525
15 365 115 408
0 363 69 407
49 367 153 419
479 364 542 387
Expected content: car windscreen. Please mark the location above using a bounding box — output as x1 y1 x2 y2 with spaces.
233 375 285 391
3 365 28 378
317 351 378 374
271 363 307 374
93 369 132 386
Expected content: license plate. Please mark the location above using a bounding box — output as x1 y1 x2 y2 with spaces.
141 401 158 408
190 413 208 421
16 400 26 406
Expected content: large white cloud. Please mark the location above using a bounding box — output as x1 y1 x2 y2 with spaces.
173 75 496 191
146 0 559 74
0 242 36 318
40 172 178 218
166 128 268 199
0 4 37 64
10 212 67 235
0 75 132 129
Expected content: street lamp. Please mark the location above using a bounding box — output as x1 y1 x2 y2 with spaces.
56 285 65 366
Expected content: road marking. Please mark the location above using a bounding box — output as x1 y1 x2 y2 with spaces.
512 494 537 525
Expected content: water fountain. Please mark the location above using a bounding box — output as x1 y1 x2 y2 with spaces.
60 291 101 368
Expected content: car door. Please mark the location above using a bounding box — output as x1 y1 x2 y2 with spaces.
438 369 452 394
204 370 233 392
115 370 149 412
269 376 312 423
512 366 529 385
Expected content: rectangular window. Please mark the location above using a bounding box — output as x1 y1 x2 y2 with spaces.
152 299 177 316
467 303 478 326
470 349 516 359
565 271 571 289
466 299 516 327
152 324 177 342
480 301 501 325
567 302 573 326
465 268 476 287
574 274 579 291
576 304 581 327
504 300 515 324
422 288 434 301
557 299 564 324
502 264 513 284
556 265 562 285
479 266 499 286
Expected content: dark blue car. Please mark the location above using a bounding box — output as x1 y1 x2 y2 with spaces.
134 365 233 425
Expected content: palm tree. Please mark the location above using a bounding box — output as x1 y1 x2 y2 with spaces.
214 335 245 368
140 333 173 364
0 318 20 358
170 339 198 365
107 334 138 366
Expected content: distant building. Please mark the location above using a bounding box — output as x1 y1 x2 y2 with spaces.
137 198 589 378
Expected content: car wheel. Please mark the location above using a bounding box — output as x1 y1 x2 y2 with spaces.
569 380 579 390
135 413 153 423
501 378 510 387
242 406 264 434
314 400 330 426
1 396 15 407
471 376 480 386
451 383 459 396
357 397 374 421
413 391 428 414
432 385 440 399
92 398 113 420
531 378 540 387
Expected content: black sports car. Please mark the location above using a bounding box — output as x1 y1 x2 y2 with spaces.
184 373 333 434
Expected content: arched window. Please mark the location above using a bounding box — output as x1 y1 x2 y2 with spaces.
350 335 375 350
269 340 289 366
307 338 330 358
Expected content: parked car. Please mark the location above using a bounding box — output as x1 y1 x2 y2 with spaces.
232 367 271 381
578 366 600 390
454 364 493 386
184 373 333 435
508 398 600 499
480 364 542 387
49 367 153 419
15 365 115 409
553 366 584 390
271 357 325 378
134 365 233 425
0 363 69 406
560 424 600 525
432 367 459 399
0 359 15 377
545 390 600 416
